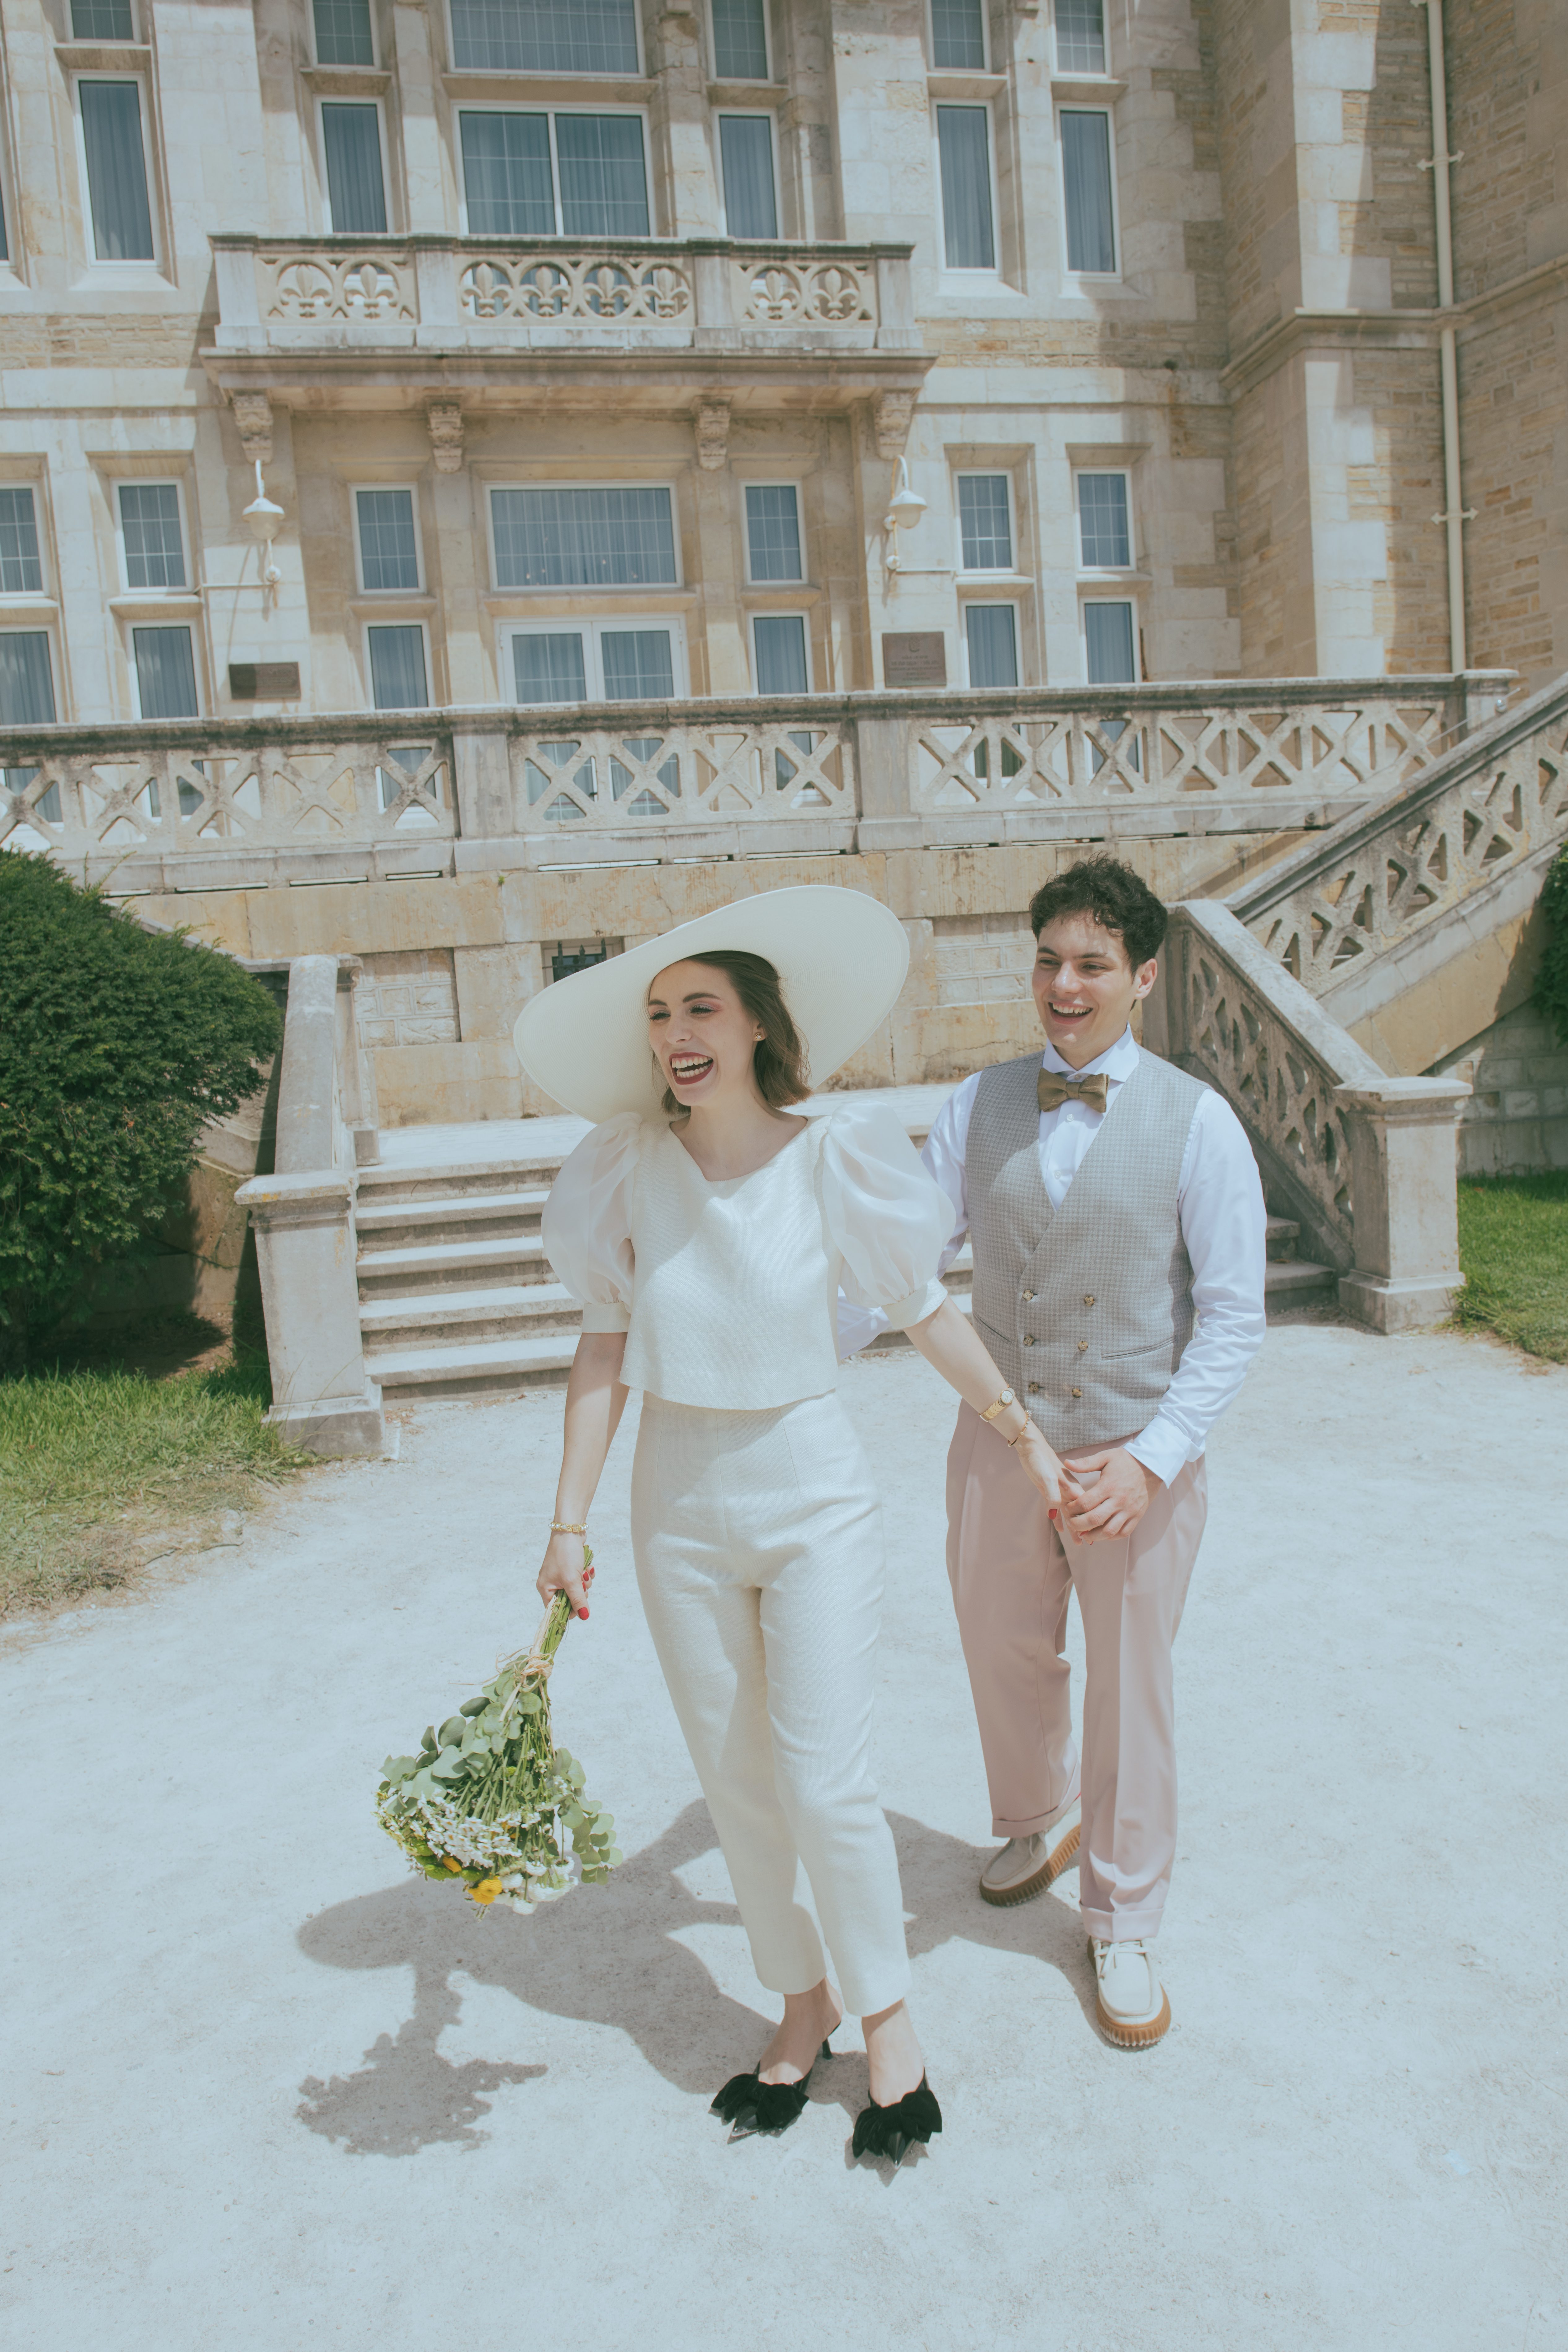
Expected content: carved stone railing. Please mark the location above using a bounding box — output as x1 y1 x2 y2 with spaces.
0 676 1514 889
1149 900 1470 1330
1228 669 1568 994
210 235 914 352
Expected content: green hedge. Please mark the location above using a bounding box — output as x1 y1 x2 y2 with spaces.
1537 842 1568 1047
0 854 281 1365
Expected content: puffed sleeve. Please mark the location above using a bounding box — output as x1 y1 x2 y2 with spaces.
819 1100 955 1333
541 1113 640 1333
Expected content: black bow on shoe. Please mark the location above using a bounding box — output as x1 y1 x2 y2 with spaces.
851 2075 943 2167
709 2041 833 2141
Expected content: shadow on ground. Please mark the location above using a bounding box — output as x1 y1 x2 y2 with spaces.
296 1804 1097 2159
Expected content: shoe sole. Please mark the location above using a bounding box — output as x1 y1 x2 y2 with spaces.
1094 1986 1172 2050
979 1820 1081 1907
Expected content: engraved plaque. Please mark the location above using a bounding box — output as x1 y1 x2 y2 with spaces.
228 662 301 699
882 631 946 688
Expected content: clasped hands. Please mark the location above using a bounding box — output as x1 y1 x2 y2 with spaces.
1012 1423 1160 1543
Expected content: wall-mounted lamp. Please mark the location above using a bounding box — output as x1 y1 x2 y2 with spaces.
242 458 285 614
883 457 927 578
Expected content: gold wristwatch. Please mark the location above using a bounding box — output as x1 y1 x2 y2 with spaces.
980 1387 1017 1424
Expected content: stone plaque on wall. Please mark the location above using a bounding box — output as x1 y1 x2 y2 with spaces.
228 662 301 699
882 631 946 688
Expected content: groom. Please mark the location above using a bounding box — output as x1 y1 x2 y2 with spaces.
847 857 1266 2045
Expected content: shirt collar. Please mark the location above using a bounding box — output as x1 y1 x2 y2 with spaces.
1038 1025 1139 1082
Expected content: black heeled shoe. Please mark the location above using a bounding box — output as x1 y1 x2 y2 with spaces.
851 2075 943 2166
710 2040 834 2140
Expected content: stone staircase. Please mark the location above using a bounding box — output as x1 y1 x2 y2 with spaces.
356 1092 1333 1402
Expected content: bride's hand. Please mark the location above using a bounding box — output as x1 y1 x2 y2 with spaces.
537 1531 594 1618
1012 1425 1082 1541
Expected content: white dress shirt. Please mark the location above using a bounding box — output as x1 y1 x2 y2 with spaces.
836 1027 1267 1485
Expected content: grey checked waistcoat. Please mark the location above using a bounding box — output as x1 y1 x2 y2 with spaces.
966 1048 1208 1451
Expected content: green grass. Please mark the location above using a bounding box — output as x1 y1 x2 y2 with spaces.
0 1343 311 1616
1454 1172 1568 1364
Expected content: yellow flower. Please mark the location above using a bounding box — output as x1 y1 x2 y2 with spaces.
470 1876 502 1904
442 1856 463 1873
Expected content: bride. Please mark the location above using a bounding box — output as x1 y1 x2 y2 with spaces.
516 886 1068 2166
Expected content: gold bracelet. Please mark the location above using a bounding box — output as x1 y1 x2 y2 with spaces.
979 1386 1017 1425
550 1519 588 1536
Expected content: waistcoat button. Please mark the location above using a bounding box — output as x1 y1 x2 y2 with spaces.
1027 1381 1042 1394
1021 1290 1035 1302
1077 1339 1088 1351
1021 1334 1034 1347
1083 1295 1095 1307
1071 1387 1082 1398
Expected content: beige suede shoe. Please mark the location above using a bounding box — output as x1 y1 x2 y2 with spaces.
978 1801 1081 1906
1089 1936 1172 2048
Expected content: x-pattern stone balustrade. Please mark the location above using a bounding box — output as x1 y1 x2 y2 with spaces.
1229 672 1568 994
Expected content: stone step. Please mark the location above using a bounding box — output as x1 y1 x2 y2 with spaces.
1265 1215 1300 1262
362 1281 583 1352
356 1158 569 1206
355 1186 549 1249
1265 1257 1337 1307
357 1232 553 1295
371 1330 578 1399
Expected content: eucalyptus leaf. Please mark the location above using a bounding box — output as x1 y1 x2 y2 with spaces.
438 1716 468 1748
459 1697 488 1718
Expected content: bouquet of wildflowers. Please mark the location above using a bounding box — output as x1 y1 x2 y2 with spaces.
376 1580 620 1913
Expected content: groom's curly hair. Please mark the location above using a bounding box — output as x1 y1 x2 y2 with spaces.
1029 858 1168 969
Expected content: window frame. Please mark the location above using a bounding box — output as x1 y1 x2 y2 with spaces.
70 0 139 40
708 0 771 82
1080 595 1140 685
741 479 806 586
72 71 161 269
351 483 426 597
486 479 685 595
0 626 60 727
0 484 50 600
1074 468 1134 572
312 0 377 68
453 102 654 238
501 613 690 706
362 618 434 712
1051 0 1109 78
959 599 1021 691
112 477 191 596
1056 104 1121 281
749 610 812 696
316 93 391 235
442 0 646 81
127 618 203 721
716 109 780 241
928 0 988 74
954 471 1016 576
932 99 1001 277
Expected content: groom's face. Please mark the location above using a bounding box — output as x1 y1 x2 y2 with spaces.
1031 911 1157 1069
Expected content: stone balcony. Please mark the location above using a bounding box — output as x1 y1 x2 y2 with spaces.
206 234 929 414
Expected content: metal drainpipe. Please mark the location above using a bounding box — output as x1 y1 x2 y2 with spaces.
1418 0 1474 670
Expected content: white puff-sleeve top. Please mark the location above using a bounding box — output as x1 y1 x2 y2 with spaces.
542 1102 953 1411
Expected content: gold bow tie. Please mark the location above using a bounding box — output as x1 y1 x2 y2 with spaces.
1037 1068 1110 1114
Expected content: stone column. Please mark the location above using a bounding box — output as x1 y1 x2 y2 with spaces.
238 1174 384 1455
1336 1077 1472 1331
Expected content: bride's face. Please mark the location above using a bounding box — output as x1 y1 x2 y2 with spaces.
647 960 764 1111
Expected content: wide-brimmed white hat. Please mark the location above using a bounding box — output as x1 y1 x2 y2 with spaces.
513 884 909 1123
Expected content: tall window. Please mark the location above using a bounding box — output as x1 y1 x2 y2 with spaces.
0 632 55 724
72 0 134 36
321 103 387 232
719 115 777 238
1084 600 1136 683
744 484 802 582
0 490 44 595
491 487 678 588
509 619 680 703
78 81 155 262
711 0 768 79
367 624 429 708
1054 0 1106 74
449 0 639 75
936 106 994 270
313 0 374 65
132 625 199 719
1060 110 1116 274
931 0 985 69
1077 473 1130 568
458 111 649 236
753 613 808 695
965 604 1019 688
119 484 185 589
355 489 421 592
957 475 1013 571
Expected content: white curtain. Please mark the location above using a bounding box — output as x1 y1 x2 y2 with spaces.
555 115 649 236
460 111 554 234
1084 602 1136 684
491 488 677 588
1061 111 1116 274
119 484 185 590
966 605 1019 690
720 116 778 239
80 81 155 260
367 626 429 711
355 490 420 593
132 626 199 720
322 103 387 234
936 107 995 270
0 632 56 725
513 632 588 705
753 614 809 695
601 629 675 701
450 0 638 77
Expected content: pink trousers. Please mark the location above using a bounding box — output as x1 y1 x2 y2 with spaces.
945 1405 1207 1942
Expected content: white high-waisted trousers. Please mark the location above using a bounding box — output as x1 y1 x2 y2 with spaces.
630 1389 913 2019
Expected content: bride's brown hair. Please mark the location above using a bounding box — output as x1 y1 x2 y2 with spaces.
658 951 811 1115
